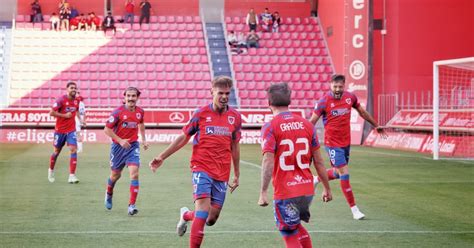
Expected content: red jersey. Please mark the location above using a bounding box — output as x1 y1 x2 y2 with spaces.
183 104 242 182
52 95 79 133
125 3 134 13
313 91 360 147
105 105 145 143
261 112 320 200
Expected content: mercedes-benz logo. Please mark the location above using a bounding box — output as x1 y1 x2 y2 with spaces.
169 112 185 123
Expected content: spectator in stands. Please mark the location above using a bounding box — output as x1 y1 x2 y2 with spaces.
77 13 88 31
88 12 101 31
31 0 43 23
272 11 281 33
69 15 79 30
260 8 272 32
69 5 79 19
103 12 116 35
246 8 258 31
124 0 135 25
237 32 247 48
58 0 70 14
59 6 71 31
246 30 260 48
228 31 238 47
139 0 152 25
50 12 60 31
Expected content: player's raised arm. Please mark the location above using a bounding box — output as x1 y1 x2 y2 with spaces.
355 105 388 138
149 133 191 173
258 152 274 207
312 149 332 202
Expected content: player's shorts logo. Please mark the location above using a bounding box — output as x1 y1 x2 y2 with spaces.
169 112 185 123
228 116 235 125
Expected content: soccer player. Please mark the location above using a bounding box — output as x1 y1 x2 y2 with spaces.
75 92 86 153
104 87 149 215
310 74 387 220
48 81 81 183
259 83 332 248
149 76 241 248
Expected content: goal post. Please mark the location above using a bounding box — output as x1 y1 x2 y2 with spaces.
433 57 474 160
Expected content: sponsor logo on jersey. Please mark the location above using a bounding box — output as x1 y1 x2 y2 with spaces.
205 126 231 136
122 121 138 128
331 108 350 116
286 174 311 187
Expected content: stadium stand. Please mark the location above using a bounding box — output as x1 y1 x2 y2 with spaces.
9 16 212 108
226 16 333 110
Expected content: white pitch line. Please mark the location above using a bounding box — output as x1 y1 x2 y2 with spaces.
0 230 473 235
240 160 261 169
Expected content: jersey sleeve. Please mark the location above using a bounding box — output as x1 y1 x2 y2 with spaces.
182 109 200 137
52 97 63 112
105 109 120 129
351 93 360 108
312 97 326 117
310 125 321 152
139 109 145 124
261 122 276 154
232 113 242 142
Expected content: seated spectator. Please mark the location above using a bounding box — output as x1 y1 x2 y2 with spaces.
102 12 116 35
228 31 238 47
69 15 79 30
50 12 60 31
260 8 272 32
246 30 260 48
77 13 88 31
88 12 101 31
272 11 281 33
246 8 258 31
31 0 43 23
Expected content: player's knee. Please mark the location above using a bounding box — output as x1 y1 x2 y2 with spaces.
70 147 77 153
206 218 217 226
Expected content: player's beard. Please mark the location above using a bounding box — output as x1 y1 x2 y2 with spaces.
334 91 342 99
126 100 136 109
69 91 76 98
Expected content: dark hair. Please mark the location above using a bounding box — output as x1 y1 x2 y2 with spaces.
66 81 76 88
124 86 141 97
212 76 233 89
331 74 345 83
267 83 291 107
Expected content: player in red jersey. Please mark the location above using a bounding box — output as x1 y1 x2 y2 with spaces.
310 74 386 220
104 87 149 215
259 83 332 248
149 76 241 248
48 81 82 183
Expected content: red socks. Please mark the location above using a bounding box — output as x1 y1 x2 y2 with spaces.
69 153 77 174
190 211 208 248
282 231 301 248
297 225 312 248
129 179 139 205
49 152 58 170
340 174 355 207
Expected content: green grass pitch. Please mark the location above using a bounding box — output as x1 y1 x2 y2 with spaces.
0 143 473 247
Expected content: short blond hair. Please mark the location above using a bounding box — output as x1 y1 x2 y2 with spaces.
212 76 233 89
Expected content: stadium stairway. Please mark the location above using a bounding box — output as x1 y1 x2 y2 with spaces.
0 24 12 107
205 22 238 107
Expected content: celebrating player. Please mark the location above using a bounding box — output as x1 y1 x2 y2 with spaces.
149 76 241 248
104 87 148 216
48 81 81 184
259 83 332 248
310 74 387 220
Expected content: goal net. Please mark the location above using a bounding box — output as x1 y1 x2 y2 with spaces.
433 57 474 160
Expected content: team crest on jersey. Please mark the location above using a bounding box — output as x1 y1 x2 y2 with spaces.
346 98 351 105
228 116 235 124
136 113 141 119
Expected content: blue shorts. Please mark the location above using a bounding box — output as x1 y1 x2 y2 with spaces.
192 171 227 209
273 195 313 231
109 141 140 171
325 146 351 167
53 131 77 148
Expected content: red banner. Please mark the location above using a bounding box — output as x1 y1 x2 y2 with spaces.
387 109 474 132
345 0 369 144
0 108 304 128
364 130 474 157
0 128 266 144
